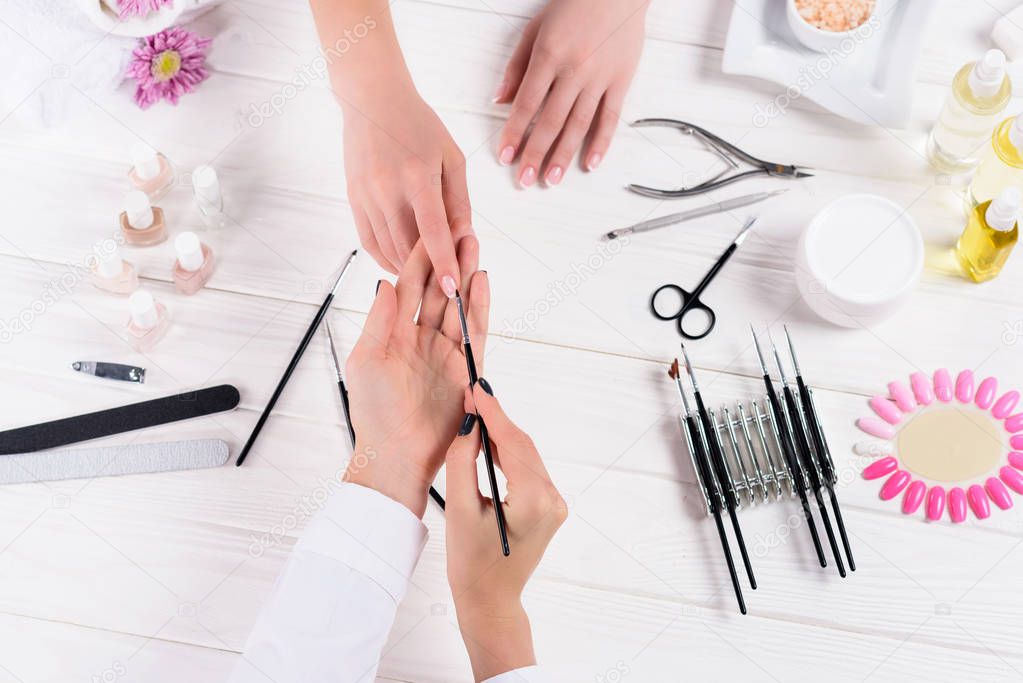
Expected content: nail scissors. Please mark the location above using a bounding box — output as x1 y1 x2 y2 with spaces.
650 217 756 339
628 119 813 198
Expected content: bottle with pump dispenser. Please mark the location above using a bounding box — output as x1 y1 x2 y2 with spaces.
92 247 138 295
128 143 175 201
927 50 1011 174
966 112 1023 212
956 186 1019 283
192 164 227 229
172 231 216 295
120 190 167 246
126 290 170 351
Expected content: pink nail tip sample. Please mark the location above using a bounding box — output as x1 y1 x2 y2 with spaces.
975 377 998 410
1002 466 1023 494
1011 434 1023 450
967 484 990 519
934 368 953 402
888 381 916 412
1005 412 1023 432
910 372 934 406
857 416 895 440
948 487 967 523
985 477 1013 510
992 391 1020 419
926 486 946 521
902 480 926 514
1009 452 1023 470
955 370 975 403
869 396 902 425
880 470 911 500
863 456 898 480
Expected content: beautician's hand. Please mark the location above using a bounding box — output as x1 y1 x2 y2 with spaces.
445 385 567 681
343 86 472 289
494 0 648 187
343 238 489 518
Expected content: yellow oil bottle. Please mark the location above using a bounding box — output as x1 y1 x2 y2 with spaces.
956 186 1019 282
927 50 1011 175
966 113 1023 213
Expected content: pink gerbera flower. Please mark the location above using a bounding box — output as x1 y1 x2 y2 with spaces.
127 27 212 109
117 0 174 19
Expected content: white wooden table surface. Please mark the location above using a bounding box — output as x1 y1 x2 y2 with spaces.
1 1 1022 681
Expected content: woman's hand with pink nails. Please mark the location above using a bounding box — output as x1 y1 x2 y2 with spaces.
444 385 567 682
494 0 649 187
343 239 489 518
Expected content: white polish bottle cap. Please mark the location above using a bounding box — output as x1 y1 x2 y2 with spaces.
192 164 221 204
175 231 205 272
968 49 1006 99
131 143 162 180
129 290 159 329
986 187 1021 232
96 247 124 278
124 191 154 229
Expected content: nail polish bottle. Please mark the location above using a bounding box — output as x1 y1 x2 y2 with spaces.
91 247 138 295
126 290 170 351
120 190 167 246
172 231 216 295
128 143 174 201
192 164 227 230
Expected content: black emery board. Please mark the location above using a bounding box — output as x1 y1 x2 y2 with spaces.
0 385 240 455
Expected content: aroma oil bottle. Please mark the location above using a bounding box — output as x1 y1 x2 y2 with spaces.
957 186 1019 282
966 112 1023 212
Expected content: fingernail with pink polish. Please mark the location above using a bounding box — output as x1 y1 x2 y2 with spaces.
902 480 926 514
934 368 952 402
441 275 457 299
519 166 536 187
586 153 602 171
986 477 1013 510
545 165 563 186
863 456 898 480
1003 466 1023 494
955 369 974 403
994 394 1021 420
869 396 902 425
1009 452 1023 470
1012 434 1023 450
948 487 967 522
499 146 515 166
975 377 998 410
888 381 916 412
926 486 946 521
910 372 933 406
967 484 990 519
857 416 895 440
880 470 910 500
492 78 507 102
1007 412 1023 432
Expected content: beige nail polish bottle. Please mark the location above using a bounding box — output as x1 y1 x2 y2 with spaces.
120 190 167 246
128 143 175 201
91 246 138 295
172 231 216 295
126 290 170 351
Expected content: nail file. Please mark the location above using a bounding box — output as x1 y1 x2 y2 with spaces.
0 385 240 455
0 439 229 484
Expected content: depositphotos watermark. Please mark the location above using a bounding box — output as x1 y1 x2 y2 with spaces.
246 15 377 128
751 14 881 128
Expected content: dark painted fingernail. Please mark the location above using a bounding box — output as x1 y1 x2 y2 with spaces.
375 279 381 295
458 412 477 436
478 378 494 396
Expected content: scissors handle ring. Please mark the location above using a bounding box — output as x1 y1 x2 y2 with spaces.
676 303 716 340
649 284 689 321
649 284 717 339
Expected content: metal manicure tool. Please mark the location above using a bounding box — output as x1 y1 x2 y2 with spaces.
603 190 786 241
71 361 146 383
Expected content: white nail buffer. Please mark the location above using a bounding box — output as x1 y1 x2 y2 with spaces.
0 439 229 484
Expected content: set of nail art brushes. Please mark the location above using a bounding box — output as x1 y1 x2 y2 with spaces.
666 326 855 614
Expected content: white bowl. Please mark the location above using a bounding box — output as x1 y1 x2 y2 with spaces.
795 194 923 328
785 0 880 53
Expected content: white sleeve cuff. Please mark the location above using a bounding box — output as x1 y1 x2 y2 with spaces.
295 482 428 604
483 666 551 683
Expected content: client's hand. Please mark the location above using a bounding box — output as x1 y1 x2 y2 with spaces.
344 237 489 517
444 384 567 681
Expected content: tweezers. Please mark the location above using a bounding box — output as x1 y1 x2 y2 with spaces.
627 118 813 198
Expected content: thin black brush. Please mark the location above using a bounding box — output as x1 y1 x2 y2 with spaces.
326 322 446 511
237 251 358 466
455 292 510 556
750 326 827 567
769 331 845 578
785 326 854 571
680 345 757 590
670 360 746 614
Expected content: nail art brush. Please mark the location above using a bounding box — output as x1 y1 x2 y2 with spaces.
236 250 357 466
603 190 786 240
750 326 827 567
769 330 846 578
680 344 756 590
325 321 446 510
669 360 746 614
455 291 510 556
785 325 855 571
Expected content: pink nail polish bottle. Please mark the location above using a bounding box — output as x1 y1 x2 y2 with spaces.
126 290 170 351
91 247 138 295
120 191 167 246
128 143 174 201
172 232 216 295
192 164 227 230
